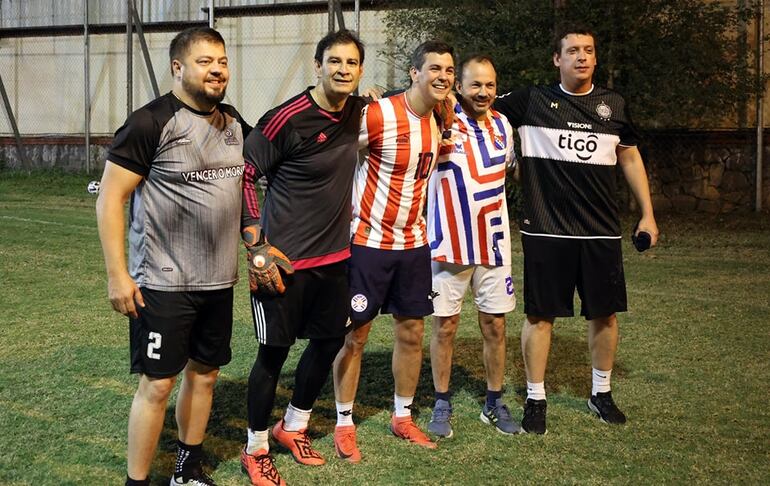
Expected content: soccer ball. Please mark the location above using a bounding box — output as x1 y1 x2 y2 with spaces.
87 180 100 194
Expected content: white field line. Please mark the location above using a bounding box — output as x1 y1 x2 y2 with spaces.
1 215 96 231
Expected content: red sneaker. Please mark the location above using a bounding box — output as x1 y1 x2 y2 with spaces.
240 448 286 486
334 425 362 463
271 419 326 466
390 414 438 449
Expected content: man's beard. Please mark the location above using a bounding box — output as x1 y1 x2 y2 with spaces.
182 76 227 106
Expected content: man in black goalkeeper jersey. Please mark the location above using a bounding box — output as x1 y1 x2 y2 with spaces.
238 30 368 485
494 25 659 434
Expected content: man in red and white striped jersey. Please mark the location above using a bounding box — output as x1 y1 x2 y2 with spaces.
332 40 455 459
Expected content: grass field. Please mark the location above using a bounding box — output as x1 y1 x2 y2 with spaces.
1 170 769 485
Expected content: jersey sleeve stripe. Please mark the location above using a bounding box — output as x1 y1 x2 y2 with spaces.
243 161 261 220
263 97 311 141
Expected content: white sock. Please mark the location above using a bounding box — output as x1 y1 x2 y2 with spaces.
526 381 546 401
394 394 414 418
283 403 312 432
246 428 269 455
592 368 612 396
336 400 355 427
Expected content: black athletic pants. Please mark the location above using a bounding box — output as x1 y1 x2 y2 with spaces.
247 337 345 431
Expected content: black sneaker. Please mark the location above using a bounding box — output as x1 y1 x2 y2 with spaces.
588 391 627 424
521 399 547 435
169 463 217 486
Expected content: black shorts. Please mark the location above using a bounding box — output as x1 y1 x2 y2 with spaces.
348 244 433 324
522 235 627 320
250 261 350 347
129 287 233 378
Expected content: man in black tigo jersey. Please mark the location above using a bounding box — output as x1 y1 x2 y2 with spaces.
494 25 659 434
238 30 367 485
96 27 248 486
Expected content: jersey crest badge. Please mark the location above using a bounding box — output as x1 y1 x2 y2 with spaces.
494 133 505 150
596 102 612 121
224 128 239 145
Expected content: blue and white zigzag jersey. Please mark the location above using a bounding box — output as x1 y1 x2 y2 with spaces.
427 104 515 266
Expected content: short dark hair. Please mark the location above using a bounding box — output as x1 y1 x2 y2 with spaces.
314 29 365 65
457 54 496 83
410 40 454 70
552 24 596 55
169 27 226 73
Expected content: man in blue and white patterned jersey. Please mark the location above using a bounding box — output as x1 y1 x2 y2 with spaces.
494 25 659 434
96 27 249 486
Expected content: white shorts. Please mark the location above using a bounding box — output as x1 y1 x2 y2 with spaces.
431 261 516 317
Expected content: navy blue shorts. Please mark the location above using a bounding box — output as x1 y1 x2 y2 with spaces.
522 235 627 320
348 244 434 324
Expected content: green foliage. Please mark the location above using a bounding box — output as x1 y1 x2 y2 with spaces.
383 0 761 128
2 171 770 484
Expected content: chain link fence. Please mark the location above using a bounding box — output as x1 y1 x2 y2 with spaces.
0 0 767 211
0 0 395 171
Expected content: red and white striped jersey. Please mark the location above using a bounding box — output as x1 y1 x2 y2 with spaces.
352 93 442 250
427 105 515 266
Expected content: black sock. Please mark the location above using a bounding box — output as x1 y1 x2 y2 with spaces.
486 389 502 408
248 344 290 431
125 476 150 486
435 390 451 402
291 337 345 409
175 440 203 476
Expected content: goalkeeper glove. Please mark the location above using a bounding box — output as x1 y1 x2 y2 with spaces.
242 225 294 296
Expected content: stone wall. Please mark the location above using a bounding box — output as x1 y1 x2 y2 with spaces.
630 130 770 213
0 137 109 173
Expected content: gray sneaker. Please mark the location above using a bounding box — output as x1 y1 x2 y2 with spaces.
480 398 522 435
427 399 454 438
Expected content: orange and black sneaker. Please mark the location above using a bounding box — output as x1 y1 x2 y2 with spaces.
271 419 326 466
333 425 362 463
240 448 285 486
390 414 438 449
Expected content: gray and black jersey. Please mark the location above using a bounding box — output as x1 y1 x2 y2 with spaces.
494 84 639 238
242 88 366 270
108 92 250 291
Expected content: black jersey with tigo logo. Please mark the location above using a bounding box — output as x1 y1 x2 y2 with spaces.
108 92 249 291
242 88 366 269
494 84 640 238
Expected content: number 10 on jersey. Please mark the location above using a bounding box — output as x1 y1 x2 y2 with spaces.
415 152 434 180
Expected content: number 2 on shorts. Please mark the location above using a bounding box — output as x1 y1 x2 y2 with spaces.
147 332 162 360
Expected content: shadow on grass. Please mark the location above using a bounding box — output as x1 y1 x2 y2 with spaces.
150 330 623 482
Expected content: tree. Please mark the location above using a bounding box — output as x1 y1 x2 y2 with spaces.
382 0 760 128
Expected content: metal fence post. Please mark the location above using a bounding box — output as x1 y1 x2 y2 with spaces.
84 0 91 173
0 74 28 170
127 0 133 118
757 0 765 212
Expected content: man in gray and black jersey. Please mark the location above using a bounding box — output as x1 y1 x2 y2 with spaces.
96 27 249 486
494 25 659 434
